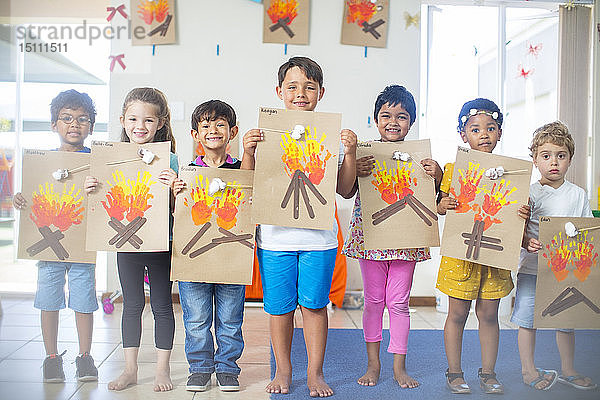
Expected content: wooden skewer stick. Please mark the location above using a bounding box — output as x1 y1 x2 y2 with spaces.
578 225 600 233
68 164 90 174
106 158 142 166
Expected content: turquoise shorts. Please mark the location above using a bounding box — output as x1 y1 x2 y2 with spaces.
34 261 98 313
257 248 337 315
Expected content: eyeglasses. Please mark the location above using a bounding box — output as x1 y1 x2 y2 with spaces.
58 115 91 125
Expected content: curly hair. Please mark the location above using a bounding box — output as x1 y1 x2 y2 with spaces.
529 121 574 160
50 89 96 127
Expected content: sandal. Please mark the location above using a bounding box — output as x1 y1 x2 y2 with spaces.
557 375 598 390
478 368 504 394
525 368 558 391
446 368 471 394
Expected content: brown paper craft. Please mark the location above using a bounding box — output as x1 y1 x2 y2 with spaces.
131 0 176 46
439 147 532 271
171 167 254 285
252 107 341 230
263 0 309 45
534 216 600 329
357 140 439 249
85 141 170 252
17 150 95 263
341 0 389 48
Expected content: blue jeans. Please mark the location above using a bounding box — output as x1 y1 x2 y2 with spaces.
178 281 245 375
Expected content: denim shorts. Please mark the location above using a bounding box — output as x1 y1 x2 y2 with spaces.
34 261 98 313
511 273 571 332
257 248 337 315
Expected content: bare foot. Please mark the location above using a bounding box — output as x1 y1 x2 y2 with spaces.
307 373 333 397
154 368 173 392
266 372 291 394
108 370 137 391
394 369 419 389
357 362 380 386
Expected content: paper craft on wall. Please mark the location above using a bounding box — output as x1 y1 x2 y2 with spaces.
341 0 389 48
252 108 341 230
263 0 309 45
440 147 532 271
85 141 170 252
534 217 600 329
17 150 95 264
357 140 439 249
171 167 254 285
131 0 176 45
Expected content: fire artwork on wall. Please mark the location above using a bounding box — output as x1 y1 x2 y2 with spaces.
263 0 309 45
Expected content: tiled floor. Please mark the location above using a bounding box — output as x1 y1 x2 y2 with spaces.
0 295 517 399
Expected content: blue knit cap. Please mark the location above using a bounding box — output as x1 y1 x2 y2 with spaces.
457 98 503 133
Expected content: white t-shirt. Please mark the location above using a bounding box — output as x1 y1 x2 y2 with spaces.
519 180 592 275
256 145 345 251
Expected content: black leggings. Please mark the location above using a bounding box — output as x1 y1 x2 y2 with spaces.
117 250 174 350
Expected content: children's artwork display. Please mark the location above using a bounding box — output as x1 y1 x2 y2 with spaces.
341 0 389 48
263 0 309 45
17 150 95 263
86 141 170 252
440 147 532 271
357 140 439 249
252 107 341 230
171 167 254 285
131 0 176 45
534 217 600 329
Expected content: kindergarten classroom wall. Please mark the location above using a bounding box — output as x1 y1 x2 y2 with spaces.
106 0 432 297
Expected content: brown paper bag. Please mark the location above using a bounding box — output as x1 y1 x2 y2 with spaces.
341 0 389 48
252 107 341 230
357 140 439 250
439 147 532 271
171 167 254 285
131 0 176 45
263 0 309 45
18 150 95 263
86 141 170 252
534 216 600 329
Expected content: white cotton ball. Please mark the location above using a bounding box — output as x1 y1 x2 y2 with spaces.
139 149 155 164
52 169 68 181
291 124 305 140
208 178 226 196
392 151 410 162
485 168 499 180
496 166 505 176
565 222 578 238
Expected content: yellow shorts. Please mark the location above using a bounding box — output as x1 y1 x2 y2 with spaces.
436 256 513 300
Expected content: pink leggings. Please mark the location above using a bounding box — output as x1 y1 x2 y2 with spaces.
359 259 416 354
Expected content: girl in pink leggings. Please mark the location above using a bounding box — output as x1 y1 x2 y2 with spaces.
341 85 442 389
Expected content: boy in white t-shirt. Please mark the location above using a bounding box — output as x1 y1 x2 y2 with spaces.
511 121 596 391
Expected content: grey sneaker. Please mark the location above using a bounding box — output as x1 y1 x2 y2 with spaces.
75 352 98 382
216 373 240 392
43 350 66 383
186 372 211 392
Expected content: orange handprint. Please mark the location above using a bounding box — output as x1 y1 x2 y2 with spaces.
476 179 517 230
572 235 598 282
449 162 483 213
102 186 129 221
154 0 169 22
126 184 153 221
542 232 572 282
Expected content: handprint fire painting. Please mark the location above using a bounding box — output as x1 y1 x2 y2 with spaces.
535 217 600 329
263 0 309 45
171 167 254 285
341 0 389 48
357 140 439 250
440 148 532 271
131 0 175 45
86 141 170 252
18 150 95 263
253 108 341 230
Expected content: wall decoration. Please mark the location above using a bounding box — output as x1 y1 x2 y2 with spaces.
86 141 170 252
357 140 439 249
171 167 254 284
404 11 419 29
440 147 532 271
341 0 389 48
263 0 309 45
252 108 341 230
534 216 600 329
18 150 95 263
131 0 176 45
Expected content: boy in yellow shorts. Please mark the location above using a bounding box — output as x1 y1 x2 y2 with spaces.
436 98 529 394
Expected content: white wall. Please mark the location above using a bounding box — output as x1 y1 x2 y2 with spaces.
105 0 432 295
